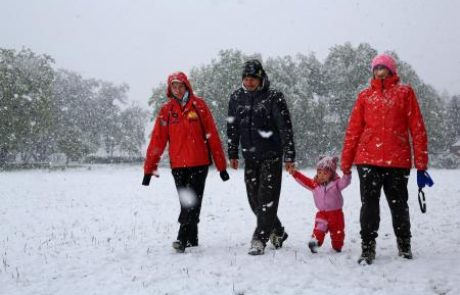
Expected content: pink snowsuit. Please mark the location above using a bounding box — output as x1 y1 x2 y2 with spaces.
293 171 351 251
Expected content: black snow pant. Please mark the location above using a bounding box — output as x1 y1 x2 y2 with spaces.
357 165 411 243
171 165 209 244
244 157 284 244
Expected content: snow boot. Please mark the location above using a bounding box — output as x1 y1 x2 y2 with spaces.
248 239 265 255
357 240 376 265
172 239 197 253
187 239 198 247
172 240 186 253
269 229 288 249
175 223 198 249
308 239 319 253
397 238 413 259
187 223 199 247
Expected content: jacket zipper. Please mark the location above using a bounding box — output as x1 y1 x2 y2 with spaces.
248 94 254 148
381 79 385 165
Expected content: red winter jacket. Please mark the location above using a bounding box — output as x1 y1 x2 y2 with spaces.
144 72 227 174
341 75 428 171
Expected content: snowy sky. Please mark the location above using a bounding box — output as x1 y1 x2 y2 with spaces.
1 0 460 106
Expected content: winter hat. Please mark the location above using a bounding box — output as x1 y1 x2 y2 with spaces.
371 54 397 75
316 156 339 173
242 59 266 80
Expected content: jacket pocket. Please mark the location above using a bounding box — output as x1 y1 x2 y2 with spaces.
359 131 374 147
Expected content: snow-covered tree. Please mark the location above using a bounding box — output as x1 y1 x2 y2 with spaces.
145 43 454 167
1 48 149 166
118 105 149 157
0 48 55 165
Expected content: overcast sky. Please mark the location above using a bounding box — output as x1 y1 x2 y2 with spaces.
1 0 460 106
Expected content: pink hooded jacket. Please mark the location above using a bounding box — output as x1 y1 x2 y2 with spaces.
292 171 351 212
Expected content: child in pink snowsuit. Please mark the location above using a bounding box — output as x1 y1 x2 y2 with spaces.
289 156 351 253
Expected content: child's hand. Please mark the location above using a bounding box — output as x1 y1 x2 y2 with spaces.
342 169 352 175
288 166 297 175
313 175 318 183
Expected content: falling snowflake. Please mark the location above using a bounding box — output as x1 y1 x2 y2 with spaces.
258 130 273 138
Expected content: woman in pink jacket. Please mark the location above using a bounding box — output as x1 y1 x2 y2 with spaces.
289 156 351 253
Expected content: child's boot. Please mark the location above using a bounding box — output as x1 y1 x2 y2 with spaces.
308 238 319 253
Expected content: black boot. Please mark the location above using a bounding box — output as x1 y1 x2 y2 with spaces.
172 240 186 253
187 223 199 247
397 238 413 259
269 228 288 249
308 239 319 254
173 224 189 253
358 240 376 265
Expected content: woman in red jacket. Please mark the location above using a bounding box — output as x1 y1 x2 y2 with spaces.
142 72 229 253
341 54 430 264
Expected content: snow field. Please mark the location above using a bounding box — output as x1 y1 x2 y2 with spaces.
1 165 459 294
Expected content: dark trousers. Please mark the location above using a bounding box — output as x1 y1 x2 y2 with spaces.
357 165 411 242
171 165 209 243
244 157 284 243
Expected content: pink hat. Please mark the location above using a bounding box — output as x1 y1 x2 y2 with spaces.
371 54 397 74
316 156 338 172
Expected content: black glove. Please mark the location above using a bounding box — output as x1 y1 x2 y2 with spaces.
142 174 152 186
220 170 230 182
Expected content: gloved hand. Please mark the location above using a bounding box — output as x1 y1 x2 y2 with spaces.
220 170 230 182
142 171 159 186
417 170 434 188
142 174 152 186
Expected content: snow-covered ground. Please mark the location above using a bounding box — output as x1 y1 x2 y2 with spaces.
1 165 459 295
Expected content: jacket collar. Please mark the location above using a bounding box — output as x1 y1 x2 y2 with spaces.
371 74 400 90
318 173 340 190
170 93 195 112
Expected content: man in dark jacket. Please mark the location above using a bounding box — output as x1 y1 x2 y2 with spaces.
227 59 296 255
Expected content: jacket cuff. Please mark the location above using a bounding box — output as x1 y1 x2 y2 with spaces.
144 164 158 175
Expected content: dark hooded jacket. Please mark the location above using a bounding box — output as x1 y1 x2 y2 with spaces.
227 74 296 162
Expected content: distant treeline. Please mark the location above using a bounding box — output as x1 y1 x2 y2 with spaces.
2 44 459 170
149 43 460 168
0 48 148 168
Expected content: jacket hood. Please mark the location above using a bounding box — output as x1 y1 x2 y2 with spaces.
261 75 270 91
166 72 194 98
